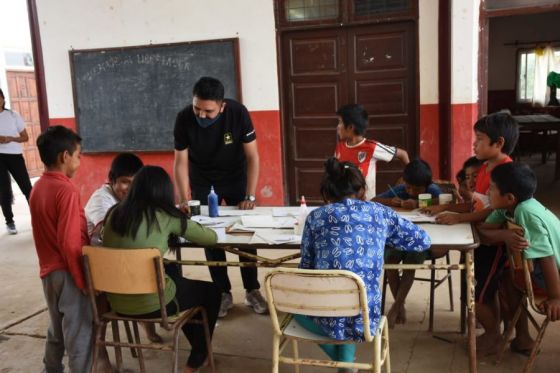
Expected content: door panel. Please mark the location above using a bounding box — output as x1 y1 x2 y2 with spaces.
6 71 44 178
283 22 416 204
347 23 416 195
283 29 347 204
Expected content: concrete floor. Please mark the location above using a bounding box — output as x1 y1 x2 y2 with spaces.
0 155 559 373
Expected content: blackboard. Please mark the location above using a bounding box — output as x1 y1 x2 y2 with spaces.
70 38 241 152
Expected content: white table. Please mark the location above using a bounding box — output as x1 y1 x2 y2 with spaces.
170 206 479 373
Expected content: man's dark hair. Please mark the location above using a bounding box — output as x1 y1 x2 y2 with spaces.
320 157 366 203
403 159 433 188
463 156 483 170
192 76 225 101
336 104 369 136
491 162 536 203
473 112 519 155
108 153 144 183
36 125 82 167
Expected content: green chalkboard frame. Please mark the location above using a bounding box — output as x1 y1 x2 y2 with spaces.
69 38 241 153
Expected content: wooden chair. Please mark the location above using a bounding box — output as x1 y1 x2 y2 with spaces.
381 247 454 332
264 268 391 373
82 246 215 373
495 222 550 373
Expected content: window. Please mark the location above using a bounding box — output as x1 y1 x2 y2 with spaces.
354 0 410 16
517 48 560 103
284 0 339 22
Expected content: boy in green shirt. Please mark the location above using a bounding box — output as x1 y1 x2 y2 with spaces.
478 162 560 355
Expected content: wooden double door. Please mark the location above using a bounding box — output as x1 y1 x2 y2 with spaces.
6 70 44 177
282 21 417 204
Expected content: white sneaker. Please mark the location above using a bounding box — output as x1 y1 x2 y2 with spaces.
218 292 233 318
245 289 268 314
6 223 17 235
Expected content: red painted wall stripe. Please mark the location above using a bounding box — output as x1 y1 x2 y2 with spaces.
419 103 440 178
49 110 285 206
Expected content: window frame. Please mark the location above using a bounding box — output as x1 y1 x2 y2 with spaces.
516 46 560 104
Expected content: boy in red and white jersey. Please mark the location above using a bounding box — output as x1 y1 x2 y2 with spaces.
334 104 409 200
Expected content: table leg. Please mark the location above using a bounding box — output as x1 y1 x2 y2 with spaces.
556 128 560 180
175 246 183 276
465 249 477 373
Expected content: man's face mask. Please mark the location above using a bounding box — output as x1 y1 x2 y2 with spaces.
195 113 222 128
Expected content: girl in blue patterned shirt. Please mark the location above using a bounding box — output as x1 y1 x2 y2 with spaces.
295 157 431 369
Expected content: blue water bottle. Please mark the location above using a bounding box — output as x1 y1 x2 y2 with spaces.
208 186 219 217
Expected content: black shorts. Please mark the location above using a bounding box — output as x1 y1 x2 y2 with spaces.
475 244 507 304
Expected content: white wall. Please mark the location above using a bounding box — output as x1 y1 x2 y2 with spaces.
419 0 439 105
451 0 480 104
36 0 280 118
489 11 560 91
0 0 33 107
0 0 32 50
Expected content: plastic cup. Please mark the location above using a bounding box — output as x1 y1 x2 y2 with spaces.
188 200 201 216
418 193 432 208
439 193 453 205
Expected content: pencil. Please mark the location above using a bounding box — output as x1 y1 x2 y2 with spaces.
387 184 399 198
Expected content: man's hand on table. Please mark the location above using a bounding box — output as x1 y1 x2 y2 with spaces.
238 200 256 210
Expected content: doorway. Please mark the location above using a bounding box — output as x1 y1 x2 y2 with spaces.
6 70 44 177
281 21 417 204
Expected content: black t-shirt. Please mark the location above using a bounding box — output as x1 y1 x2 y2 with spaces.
174 99 256 186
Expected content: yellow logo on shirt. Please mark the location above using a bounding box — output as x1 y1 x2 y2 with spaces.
224 132 233 145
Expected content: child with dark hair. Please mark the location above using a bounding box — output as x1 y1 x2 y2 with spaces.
437 112 519 225
334 104 409 200
295 157 430 368
29 125 93 372
478 163 560 355
423 156 483 216
103 166 221 373
373 158 440 327
433 112 519 355
374 158 441 209
84 152 164 344
85 152 144 242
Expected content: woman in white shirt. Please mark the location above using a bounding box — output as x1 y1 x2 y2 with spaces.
0 88 32 234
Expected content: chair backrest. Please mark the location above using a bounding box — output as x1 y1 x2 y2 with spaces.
264 268 373 341
82 246 162 294
504 222 543 314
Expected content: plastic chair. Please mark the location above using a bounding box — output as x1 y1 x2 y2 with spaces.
495 223 550 373
264 268 391 373
381 248 454 332
82 246 215 373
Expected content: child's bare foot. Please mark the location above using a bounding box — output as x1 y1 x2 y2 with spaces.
510 337 536 356
396 305 407 324
184 358 209 373
141 322 163 343
476 333 503 356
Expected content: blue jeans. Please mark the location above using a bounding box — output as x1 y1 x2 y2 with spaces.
293 314 356 363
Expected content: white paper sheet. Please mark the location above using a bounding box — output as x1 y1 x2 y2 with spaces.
190 216 231 227
396 210 437 223
249 229 301 245
240 215 295 228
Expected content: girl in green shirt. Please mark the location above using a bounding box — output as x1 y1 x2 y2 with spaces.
103 165 220 373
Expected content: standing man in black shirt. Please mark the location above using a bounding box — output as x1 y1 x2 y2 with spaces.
173 77 267 318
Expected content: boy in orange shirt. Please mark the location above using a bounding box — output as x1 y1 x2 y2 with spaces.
436 112 519 355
